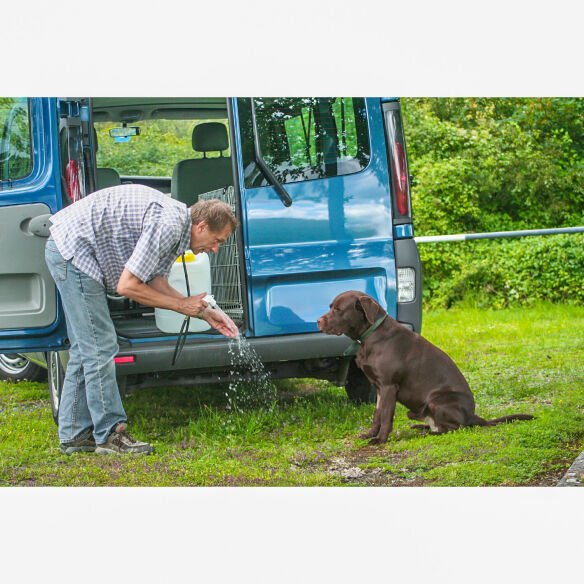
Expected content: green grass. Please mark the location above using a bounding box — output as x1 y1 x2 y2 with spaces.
1 303 583 487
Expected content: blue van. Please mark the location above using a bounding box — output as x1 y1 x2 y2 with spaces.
0 97 421 417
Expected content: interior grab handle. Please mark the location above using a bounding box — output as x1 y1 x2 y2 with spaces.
26 214 52 237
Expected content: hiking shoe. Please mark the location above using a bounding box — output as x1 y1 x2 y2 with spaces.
60 429 96 455
95 423 155 455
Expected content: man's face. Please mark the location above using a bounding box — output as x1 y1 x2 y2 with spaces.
190 221 232 254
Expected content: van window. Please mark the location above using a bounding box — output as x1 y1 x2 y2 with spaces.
94 119 230 177
0 98 32 181
239 97 370 188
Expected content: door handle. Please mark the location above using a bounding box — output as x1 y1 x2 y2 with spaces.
27 214 53 237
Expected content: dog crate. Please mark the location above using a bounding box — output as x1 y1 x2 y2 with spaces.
198 186 244 323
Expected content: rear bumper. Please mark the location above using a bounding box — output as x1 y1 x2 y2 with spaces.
115 332 354 376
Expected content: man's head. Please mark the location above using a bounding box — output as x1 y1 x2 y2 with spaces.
189 199 238 254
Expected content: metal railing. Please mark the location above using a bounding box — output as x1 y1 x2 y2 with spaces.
415 226 584 244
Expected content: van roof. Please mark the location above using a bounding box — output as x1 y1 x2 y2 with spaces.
91 97 227 123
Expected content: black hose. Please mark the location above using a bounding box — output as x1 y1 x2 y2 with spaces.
171 254 191 366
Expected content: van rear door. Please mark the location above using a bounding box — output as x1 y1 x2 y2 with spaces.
0 98 68 352
232 97 397 337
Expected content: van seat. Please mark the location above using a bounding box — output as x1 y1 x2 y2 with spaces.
92 127 121 190
171 122 232 206
96 167 121 189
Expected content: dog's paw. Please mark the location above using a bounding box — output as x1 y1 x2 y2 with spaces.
410 424 430 432
359 432 376 440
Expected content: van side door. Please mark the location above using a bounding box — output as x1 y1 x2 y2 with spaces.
0 98 68 352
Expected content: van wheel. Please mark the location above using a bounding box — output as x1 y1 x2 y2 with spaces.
0 354 46 382
47 351 65 425
345 359 376 404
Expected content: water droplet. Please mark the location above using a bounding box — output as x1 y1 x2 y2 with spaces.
224 335 277 414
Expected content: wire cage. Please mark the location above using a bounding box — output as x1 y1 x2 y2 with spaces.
198 186 244 322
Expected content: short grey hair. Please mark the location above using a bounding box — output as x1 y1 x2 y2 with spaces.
189 198 238 233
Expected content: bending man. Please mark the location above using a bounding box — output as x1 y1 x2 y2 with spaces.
45 184 238 455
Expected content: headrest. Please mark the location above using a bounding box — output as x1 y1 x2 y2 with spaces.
192 122 228 152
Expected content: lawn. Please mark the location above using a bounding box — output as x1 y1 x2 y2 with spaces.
1 303 583 487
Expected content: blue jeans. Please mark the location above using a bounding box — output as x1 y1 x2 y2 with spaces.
45 238 126 445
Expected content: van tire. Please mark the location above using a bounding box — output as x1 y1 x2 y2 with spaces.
0 354 46 383
47 351 65 425
345 359 376 404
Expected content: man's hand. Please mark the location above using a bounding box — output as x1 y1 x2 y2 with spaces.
202 307 239 338
176 292 209 318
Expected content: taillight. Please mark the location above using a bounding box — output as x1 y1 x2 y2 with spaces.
66 159 81 202
383 103 411 220
114 356 135 364
392 141 409 215
397 267 416 302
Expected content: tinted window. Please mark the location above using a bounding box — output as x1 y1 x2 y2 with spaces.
0 97 32 181
239 97 370 188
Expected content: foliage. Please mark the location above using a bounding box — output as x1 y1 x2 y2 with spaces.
402 98 584 307
95 119 230 177
1 304 583 487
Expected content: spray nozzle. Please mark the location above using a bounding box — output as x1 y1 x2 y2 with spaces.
203 294 238 337
203 294 218 309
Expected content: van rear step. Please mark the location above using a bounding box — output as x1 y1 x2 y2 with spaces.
116 332 354 375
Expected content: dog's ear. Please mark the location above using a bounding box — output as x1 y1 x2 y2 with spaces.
357 295 381 325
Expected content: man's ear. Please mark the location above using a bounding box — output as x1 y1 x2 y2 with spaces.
357 295 381 325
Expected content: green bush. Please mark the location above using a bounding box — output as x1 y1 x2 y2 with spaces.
402 98 584 308
403 98 584 236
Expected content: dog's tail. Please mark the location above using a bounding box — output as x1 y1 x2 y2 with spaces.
470 414 534 427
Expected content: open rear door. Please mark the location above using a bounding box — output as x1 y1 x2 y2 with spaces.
0 98 70 352
231 97 398 337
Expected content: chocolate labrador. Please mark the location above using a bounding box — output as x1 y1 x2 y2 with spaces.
317 291 533 444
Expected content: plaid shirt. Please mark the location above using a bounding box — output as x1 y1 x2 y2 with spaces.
49 184 192 293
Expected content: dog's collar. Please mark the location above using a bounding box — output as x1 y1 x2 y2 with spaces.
343 314 388 356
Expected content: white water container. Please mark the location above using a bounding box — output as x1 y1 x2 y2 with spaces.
155 251 212 333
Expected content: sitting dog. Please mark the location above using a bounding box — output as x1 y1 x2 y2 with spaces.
317 291 533 444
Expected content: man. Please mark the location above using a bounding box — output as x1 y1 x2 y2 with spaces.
45 184 238 455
